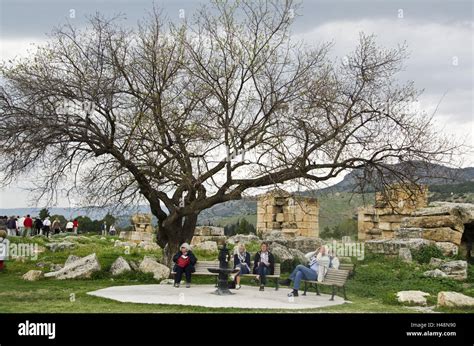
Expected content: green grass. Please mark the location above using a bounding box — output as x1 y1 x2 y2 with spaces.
1 235 473 313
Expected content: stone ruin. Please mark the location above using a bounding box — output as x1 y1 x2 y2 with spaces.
359 185 474 259
256 190 319 239
191 226 226 246
358 184 429 241
119 213 154 243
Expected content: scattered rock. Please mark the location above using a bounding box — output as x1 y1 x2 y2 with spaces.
160 278 175 285
398 248 412 263
22 270 44 281
439 260 467 280
36 262 47 268
110 256 132 276
114 240 137 248
44 253 101 280
270 243 294 265
139 257 170 280
288 248 307 264
45 242 76 252
50 264 63 272
138 241 160 251
194 226 225 236
65 255 81 266
263 231 323 253
423 269 448 278
396 290 430 306
129 260 140 271
192 241 218 252
437 291 474 308
429 257 445 267
227 234 260 245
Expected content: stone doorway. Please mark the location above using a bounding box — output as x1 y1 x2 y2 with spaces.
460 222 474 261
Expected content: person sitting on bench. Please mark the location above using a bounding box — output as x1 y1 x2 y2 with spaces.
253 242 275 291
280 245 339 297
233 243 251 290
172 243 197 288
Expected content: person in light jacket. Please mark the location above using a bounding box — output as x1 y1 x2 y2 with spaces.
233 243 251 290
280 245 340 297
0 230 10 272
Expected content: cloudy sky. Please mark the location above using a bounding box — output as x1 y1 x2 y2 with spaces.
0 0 472 208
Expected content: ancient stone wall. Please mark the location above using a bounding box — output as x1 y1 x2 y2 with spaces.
191 226 226 246
119 213 154 243
358 184 428 241
256 190 319 238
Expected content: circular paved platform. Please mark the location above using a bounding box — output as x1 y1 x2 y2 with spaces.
87 284 346 310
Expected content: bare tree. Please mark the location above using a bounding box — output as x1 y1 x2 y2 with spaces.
0 0 460 264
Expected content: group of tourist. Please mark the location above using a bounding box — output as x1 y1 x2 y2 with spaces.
172 241 339 297
0 215 79 238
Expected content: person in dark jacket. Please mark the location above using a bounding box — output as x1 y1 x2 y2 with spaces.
34 218 43 236
6 216 17 237
253 242 275 291
172 243 197 288
233 243 251 290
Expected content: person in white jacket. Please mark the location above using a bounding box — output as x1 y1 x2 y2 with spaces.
280 245 340 297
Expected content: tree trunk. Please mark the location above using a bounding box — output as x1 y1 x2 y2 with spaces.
156 214 198 267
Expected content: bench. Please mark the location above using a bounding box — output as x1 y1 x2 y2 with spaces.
302 267 351 301
338 263 356 278
171 260 281 290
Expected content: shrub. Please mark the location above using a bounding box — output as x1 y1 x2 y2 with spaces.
412 245 444 264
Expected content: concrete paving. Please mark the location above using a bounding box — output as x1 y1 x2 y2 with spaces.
87 284 347 310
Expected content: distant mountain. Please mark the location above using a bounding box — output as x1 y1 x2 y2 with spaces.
318 162 474 193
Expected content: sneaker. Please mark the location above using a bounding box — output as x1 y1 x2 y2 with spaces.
186 283 191 288
288 290 299 297
174 283 180 288
236 285 241 290
259 285 264 291
279 278 291 286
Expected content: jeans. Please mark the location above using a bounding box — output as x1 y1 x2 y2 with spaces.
174 265 193 283
235 263 250 276
289 265 317 290
256 263 270 285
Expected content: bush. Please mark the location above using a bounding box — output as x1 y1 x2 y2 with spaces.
411 245 444 264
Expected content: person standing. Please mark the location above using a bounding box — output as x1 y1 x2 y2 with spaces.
65 220 74 233
34 217 43 236
23 214 33 237
17 216 25 237
102 221 107 236
172 243 197 288
6 216 17 237
52 218 61 235
42 217 51 238
253 242 275 291
0 229 10 272
73 219 79 234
